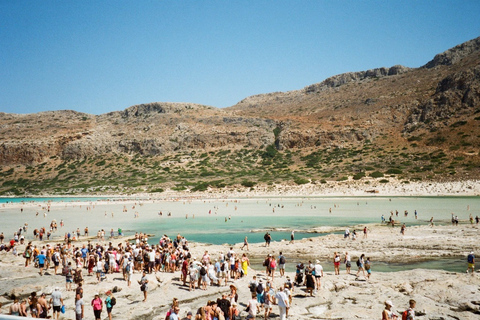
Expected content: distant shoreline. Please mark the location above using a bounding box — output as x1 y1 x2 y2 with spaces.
1 179 479 202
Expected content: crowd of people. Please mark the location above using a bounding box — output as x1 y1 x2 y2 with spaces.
0 205 477 320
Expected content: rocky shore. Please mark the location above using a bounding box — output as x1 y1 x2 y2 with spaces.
1 222 479 319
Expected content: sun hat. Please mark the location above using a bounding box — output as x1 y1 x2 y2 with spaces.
385 300 393 307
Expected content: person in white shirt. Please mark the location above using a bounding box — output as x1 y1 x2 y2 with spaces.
246 293 258 319
314 260 324 291
275 286 290 320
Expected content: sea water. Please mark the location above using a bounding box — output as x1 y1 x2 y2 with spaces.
0 196 478 244
1 196 477 272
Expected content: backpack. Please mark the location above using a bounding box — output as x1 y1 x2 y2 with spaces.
126 264 131 273
256 283 263 294
220 263 225 271
110 296 116 306
356 259 361 267
468 254 474 264
200 266 207 276
165 310 171 320
279 255 286 264
249 282 257 293
402 309 409 320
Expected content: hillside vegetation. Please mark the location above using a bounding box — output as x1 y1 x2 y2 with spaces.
1 37 479 195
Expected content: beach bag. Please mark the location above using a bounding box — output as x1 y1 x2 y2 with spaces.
61 305 65 314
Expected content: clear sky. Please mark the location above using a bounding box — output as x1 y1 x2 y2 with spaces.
1 1 479 115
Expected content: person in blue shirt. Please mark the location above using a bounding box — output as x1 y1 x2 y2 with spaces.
467 251 475 276
36 252 46 276
169 307 180 320
81 245 89 267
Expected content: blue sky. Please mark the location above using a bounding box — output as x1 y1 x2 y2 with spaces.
1 1 479 115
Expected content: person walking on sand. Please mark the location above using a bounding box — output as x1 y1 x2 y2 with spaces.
467 251 475 275
355 254 366 280
75 293 84 320
365 257 372 280
278 252 286 277
105 290 114 320
91 293 103 320
139 271 149 302
275 286 290 320
241 236 249 251
382 300 397 320
50 287 63 320
290 230 294 244
246 292 259 320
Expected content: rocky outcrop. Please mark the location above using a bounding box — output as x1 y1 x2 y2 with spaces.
121 102 214 118
404 64 480 131
424 36 480 68
304 65 411 93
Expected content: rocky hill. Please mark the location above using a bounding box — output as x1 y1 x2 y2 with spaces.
0 37 479 195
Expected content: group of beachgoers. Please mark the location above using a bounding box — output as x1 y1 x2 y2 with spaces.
0 203 477 320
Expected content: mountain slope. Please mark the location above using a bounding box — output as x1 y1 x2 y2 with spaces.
0 37 479 195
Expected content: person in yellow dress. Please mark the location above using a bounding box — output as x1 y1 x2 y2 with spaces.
241 253 250 276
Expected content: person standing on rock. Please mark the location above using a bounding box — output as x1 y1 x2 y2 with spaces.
314 260 324 291
333 252 341 275
344 252 351 274
467 251 475 275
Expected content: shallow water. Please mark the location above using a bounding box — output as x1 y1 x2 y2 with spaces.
0 196 478 247
249 257 466 273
